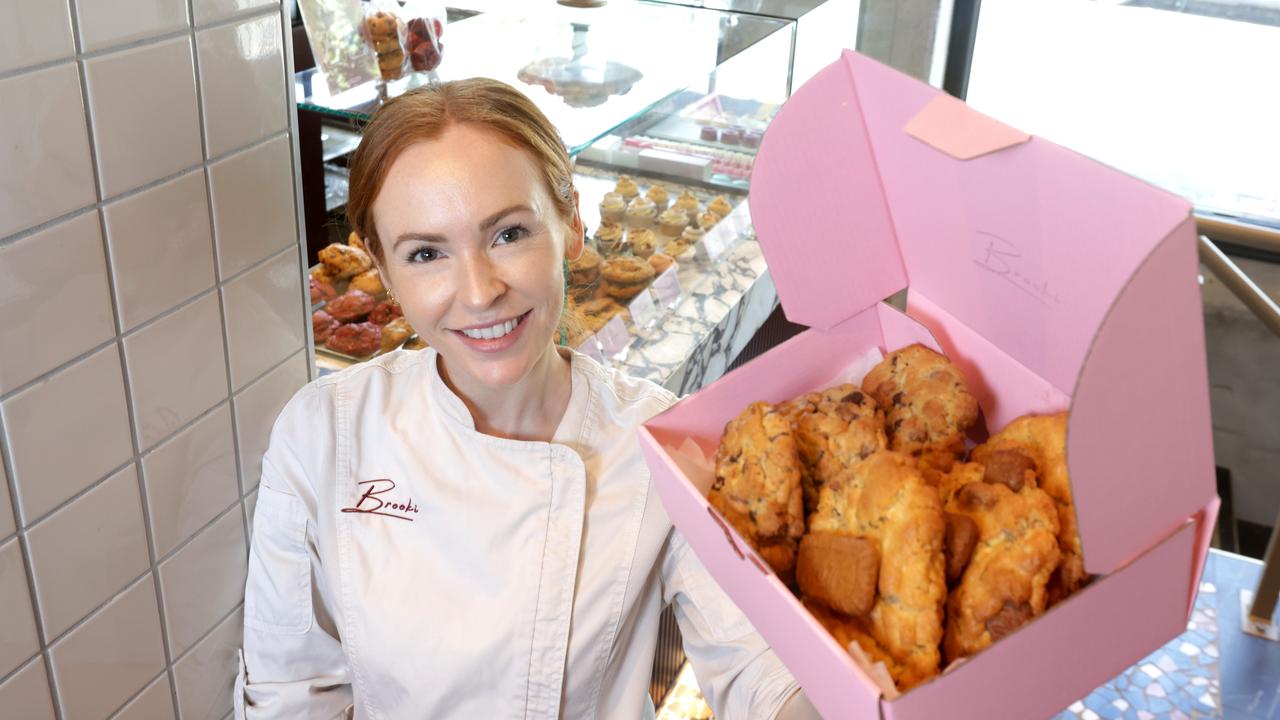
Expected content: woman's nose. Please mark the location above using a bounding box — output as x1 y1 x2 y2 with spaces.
456 252 506 310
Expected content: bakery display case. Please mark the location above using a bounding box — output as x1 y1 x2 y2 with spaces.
303 2 796 392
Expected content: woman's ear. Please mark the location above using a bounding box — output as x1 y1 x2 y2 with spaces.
566 188 585 261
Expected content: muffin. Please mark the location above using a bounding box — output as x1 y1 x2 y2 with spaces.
697 210 722 231
614 175 640 202
674 190 701 223
707 195 733 219
648 253 675 276
645 184 670 212
601 256 656 302
624 196 657 230
595 222 625 255
658 207 689 237
627 228 658 259
599 192 626 225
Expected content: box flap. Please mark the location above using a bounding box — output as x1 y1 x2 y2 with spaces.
903 93 1030 160
749 52 907 331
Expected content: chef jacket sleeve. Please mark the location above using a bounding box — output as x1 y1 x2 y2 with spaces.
235 386 352 719
661 530 802 720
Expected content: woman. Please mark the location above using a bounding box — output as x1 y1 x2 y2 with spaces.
236 78 817 719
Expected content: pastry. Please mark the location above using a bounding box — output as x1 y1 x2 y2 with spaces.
600 256 655 302
970 413 1083 604
595 222 624 256
627 228 658 259
312 310 340 344
809 451 947 690
697 210 722 231
658 207 689 237
368 298 403 326
721 128 743 146
325 321 382 357
707 195 733 219
614 175 640 202
363 11 405 81
310 265 337 285
743 130 763 149
380 317 414 352
781 384 887 513
624 196 657 230
578 297 624 333
674 190 701 223
319 242 373 280
310 277 337 305
405 17 443 73
349 269 385 296
710 401 805 579
648 253 675 277
568 244 601 284
700 126 719 142
943 479 1061 664
403 336 428 350
325 289 377 322
646 185 670 212
862 344 979 477
599 192 626 225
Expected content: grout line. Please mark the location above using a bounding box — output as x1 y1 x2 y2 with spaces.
0 130 289 250
169 599 245 669
105 668 171 719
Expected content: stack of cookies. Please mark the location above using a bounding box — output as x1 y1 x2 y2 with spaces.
707 343 1085 692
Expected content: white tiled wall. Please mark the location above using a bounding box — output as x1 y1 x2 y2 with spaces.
0 0 309 716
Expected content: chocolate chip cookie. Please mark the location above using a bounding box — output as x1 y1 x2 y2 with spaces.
600 256 656 302
781 384 887 512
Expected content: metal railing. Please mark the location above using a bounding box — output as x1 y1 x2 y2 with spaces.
1196 220 1280 640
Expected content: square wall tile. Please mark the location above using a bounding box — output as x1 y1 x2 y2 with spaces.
174 607 241 720
104 170 215 331
196 14 286 158
50 574 166 720
0 458 13 540
0 63 96 238
158 509 244 656
222 250 305 391
0 539 41 678
142 404 238 557
233 350 306 491
123 292 228 451
207 131 295 277
193 0 277 26
3 345 133 521
0 0 74 75
115 674 175 720
0 213 116 394
0 657 57 720
84 37 201 199
77 0 188 53
26 464 150 639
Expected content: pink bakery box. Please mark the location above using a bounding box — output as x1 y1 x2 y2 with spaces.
637 49 1219 720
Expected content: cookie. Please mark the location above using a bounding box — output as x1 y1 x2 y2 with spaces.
577 297 624 333
568 245 601 287
797 532 879 617
710 402 805 579
862 344 979 476
808 451 947 690
943 480 1061 663
970 412 1082 604
600 256 655 302
780 384 887 512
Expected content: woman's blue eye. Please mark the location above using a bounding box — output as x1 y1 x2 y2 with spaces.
406 247 441 263
495 225 528 245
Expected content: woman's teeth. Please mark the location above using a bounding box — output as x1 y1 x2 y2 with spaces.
461 317 519 340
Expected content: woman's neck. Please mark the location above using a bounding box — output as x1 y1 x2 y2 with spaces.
439 345 573 442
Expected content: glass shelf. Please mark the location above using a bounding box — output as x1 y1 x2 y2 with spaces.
296 3 788 155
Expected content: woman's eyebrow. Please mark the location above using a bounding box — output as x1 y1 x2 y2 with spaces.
478 204 532 232
392 231 446 250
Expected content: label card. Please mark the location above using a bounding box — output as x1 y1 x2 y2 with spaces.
653 268 683 307
598 315 632 358
576 335 605 364
628 289 659 328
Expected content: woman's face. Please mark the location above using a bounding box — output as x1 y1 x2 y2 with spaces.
371 123 581 389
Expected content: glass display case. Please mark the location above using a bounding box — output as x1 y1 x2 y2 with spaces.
306 2 795 391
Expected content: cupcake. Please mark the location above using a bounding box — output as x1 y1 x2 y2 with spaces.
649 253 676 276
624 196 657 230
697 210 722 231
599 192 626 225
707 195 733 219
674 190 701 224
614 175 640 202
628 228 658 259
645 184 670 212
658 207 689 237
595 222 625 255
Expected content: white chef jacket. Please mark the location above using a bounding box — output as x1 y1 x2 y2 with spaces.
235 347 801 719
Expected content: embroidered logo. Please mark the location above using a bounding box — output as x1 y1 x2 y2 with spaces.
341 479 419 521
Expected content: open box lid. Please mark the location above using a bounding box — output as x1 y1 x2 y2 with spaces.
749 50 1216 575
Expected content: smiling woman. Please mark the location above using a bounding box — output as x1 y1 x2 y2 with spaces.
235 78 819 720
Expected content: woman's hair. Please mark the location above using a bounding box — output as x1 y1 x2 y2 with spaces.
346 78 577 261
